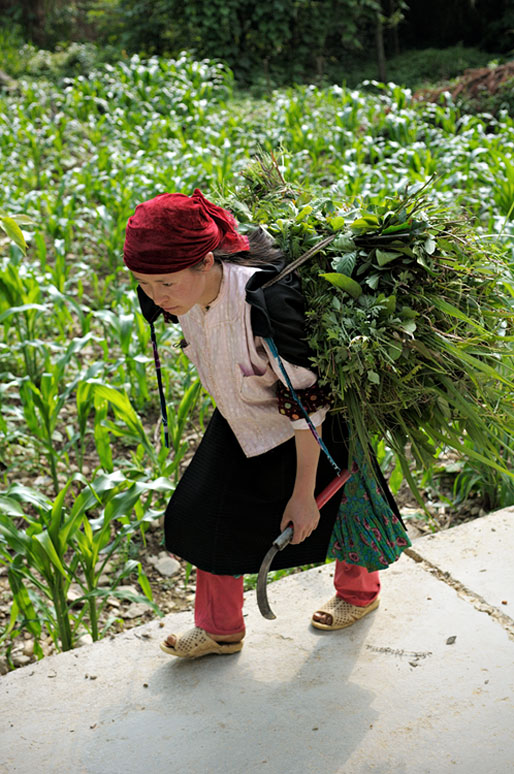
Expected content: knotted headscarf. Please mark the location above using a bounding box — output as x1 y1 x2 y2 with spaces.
123 189 249 274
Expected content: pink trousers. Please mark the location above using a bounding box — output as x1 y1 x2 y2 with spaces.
194 561 380 636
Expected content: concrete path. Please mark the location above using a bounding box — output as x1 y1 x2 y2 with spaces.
1 508 513 774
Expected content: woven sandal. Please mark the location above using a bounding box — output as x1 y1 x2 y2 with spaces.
159 627 244 659
311 595 380 631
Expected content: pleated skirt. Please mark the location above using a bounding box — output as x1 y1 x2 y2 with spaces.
164 407 402 575
164 409 357 574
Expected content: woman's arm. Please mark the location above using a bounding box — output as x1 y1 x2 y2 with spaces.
280 424 322 544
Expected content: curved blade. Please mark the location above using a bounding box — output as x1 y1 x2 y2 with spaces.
256 525 294 620
255 471 351 621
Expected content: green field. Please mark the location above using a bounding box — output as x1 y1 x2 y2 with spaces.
0 52 513 660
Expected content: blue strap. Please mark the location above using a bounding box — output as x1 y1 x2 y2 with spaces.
265 336 341 475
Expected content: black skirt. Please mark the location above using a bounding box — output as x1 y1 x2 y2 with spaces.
164 409 352 575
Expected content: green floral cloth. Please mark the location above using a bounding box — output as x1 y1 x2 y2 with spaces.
328 446 411 572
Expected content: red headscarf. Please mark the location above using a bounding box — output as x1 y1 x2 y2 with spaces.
123 189 249 274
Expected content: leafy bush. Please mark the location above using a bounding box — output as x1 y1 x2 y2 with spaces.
24 42 102 79
456 76 514 117
319 45 496 90
0 26 36 79
383 45 496 89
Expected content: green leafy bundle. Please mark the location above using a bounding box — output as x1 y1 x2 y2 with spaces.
231 157 514 501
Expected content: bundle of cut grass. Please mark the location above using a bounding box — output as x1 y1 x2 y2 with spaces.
229 155 514 503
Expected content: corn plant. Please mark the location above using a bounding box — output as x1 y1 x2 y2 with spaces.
16 334 99 493
89 380 207 484
0 263 51 381
92 308 151 410
0 472 170 655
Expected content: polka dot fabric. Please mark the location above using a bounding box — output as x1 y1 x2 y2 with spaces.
276 381 330 420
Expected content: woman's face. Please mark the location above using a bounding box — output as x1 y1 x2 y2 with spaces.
131 253 220 315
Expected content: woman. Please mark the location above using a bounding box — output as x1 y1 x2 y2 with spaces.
123 189 407 659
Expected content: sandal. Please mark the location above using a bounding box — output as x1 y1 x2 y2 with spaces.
159 627 244 659
311 595 380 631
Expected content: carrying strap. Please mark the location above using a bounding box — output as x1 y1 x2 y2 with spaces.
135 286 170 449
264 336 341 476
150 322 170 449
261 245 344 475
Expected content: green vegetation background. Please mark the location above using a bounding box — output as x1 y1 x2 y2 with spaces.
0 0 513 659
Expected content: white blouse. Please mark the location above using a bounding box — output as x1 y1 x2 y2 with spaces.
177 262 327 457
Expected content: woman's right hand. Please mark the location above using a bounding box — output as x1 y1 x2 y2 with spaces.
280 492 320 544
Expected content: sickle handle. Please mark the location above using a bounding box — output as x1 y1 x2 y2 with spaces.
273 470 350 550
315 469 351 509
273 525 294 551
257 469 351 620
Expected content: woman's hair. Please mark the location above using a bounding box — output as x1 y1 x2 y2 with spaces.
212 226 283 267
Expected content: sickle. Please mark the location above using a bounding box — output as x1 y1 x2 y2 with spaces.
256 470 351 619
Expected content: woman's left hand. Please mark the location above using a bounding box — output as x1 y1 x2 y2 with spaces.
280 493 320 545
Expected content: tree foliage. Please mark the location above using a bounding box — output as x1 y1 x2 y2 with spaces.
107 0 393 81
0 0 511 83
